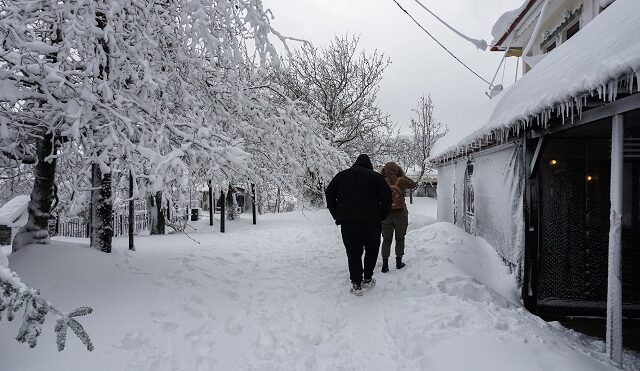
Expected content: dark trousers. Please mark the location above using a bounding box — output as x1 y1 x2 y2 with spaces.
340 223 381 284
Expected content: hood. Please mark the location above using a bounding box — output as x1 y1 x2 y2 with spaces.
353 154 373 170
381 162 404 177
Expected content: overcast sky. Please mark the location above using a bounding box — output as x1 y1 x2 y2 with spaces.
263 0 524 134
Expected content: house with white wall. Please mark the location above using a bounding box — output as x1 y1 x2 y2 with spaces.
431 0 639 361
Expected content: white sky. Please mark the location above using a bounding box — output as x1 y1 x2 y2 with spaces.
263 0 524 134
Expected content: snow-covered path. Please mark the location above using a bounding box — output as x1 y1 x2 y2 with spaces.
1 199 638 370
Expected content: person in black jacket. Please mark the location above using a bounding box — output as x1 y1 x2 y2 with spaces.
325 154 392 296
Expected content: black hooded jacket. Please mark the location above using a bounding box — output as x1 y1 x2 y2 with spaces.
325 154 392 225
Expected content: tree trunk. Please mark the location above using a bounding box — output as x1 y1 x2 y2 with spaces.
90 163 113 253
12 135 58 252
251 183 257 225
147 191 165 235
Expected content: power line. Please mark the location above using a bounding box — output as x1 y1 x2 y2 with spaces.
411 0 488 51
391 0 491 86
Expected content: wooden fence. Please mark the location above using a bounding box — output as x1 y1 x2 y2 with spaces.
51 202 191 239
53 211 149 238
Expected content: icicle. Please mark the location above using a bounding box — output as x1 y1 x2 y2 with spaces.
635 70 640 92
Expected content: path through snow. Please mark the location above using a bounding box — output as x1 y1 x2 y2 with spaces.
1 199 638 370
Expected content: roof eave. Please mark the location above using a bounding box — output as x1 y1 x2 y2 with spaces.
491 0 539 51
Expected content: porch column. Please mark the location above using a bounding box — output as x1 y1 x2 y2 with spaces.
606 114 624 365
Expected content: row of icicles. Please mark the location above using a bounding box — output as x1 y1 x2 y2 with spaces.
436 70 640 165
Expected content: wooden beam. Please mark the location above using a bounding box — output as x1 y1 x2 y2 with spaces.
529 137 545 179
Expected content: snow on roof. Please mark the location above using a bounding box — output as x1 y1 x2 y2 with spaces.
0 195 30 227
490 0 537 49
432 0 640 161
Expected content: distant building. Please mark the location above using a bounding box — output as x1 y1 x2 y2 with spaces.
431 0 639 318
406 165 438 198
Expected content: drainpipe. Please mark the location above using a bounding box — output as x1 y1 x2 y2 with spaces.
606 114 624 366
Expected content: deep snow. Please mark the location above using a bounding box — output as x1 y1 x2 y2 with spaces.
1 198 638 370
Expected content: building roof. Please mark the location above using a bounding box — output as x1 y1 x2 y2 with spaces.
0 195 30 227
490 0 538 51
431 0 640 162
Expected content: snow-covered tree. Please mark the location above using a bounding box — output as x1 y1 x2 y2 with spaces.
277 34 392 158
1 0 345 251
409 95 447 182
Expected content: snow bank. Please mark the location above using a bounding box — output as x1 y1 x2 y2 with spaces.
0 195 30 226
433 0 640 161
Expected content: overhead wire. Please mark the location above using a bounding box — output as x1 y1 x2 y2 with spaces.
391 0 492 86
411 0 488 51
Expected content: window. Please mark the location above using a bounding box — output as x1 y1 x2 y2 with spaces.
545 41 557 53
565 22 580 41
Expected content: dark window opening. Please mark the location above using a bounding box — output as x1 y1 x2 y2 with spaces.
545 41 556 53
565 22 580 41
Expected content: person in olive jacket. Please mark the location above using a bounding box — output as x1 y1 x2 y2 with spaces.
325 154 392 296
380 162 417 272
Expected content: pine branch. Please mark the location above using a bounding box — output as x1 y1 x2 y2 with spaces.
1 268 94 351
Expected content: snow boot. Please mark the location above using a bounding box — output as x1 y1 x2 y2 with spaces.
396 256 406 270
381 258 389 273
350 282 363 296
362 277 376 291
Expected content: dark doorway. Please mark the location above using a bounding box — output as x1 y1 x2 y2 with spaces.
535 113 640 315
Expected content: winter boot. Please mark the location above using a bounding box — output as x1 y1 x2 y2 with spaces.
381 258 389 273
362 277 376 291
396 256 406 270
350 282 363 296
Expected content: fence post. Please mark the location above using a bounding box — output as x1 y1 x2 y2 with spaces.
220 190 225 233
209 180 213 226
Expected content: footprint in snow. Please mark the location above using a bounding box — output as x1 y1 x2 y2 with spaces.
149 310 169 318
255 332 276 360
445 236 463 245
190 295 205 305
437 276 510 308
114 331 148 349
224 320 243 335
153 320 179 333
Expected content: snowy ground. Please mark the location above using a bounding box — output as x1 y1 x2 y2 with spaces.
1 198 638 370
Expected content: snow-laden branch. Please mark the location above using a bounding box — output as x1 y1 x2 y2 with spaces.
0 265 94 351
